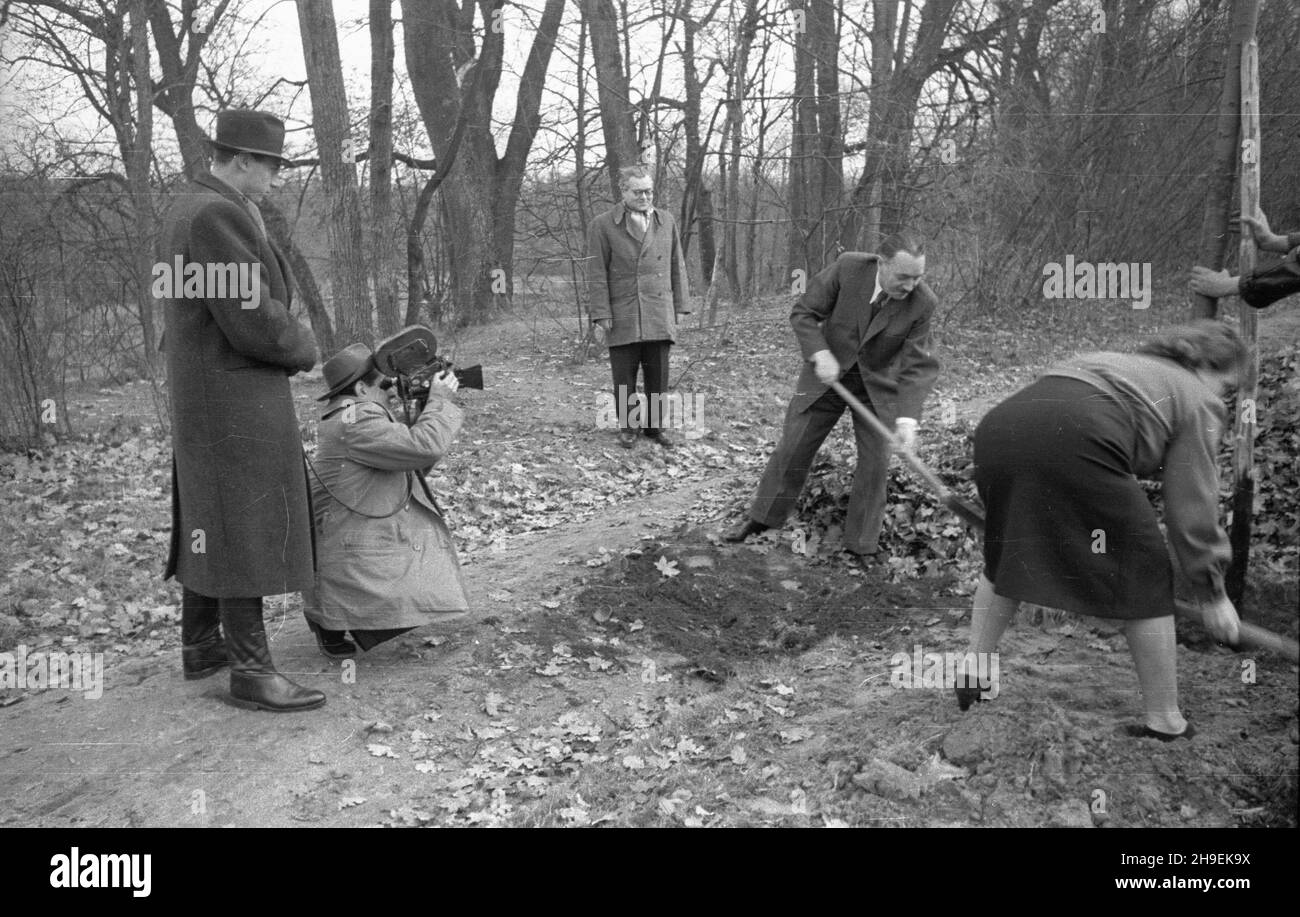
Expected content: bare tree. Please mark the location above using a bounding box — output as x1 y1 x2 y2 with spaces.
1192 0 1260 319
402 0 566 322
296 0 373 347
581 0 640 196
788 0 842 273
369 0 400 336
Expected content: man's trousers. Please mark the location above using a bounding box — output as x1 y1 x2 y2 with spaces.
748 369 890 554
609 339 671 435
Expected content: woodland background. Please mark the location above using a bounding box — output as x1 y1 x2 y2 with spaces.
2 0 1299 448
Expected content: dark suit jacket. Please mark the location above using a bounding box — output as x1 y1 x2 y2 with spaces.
789 252 939 425
162 171 318 597
1241 233 1300 309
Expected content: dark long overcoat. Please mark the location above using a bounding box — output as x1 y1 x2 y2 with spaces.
161 172 318 597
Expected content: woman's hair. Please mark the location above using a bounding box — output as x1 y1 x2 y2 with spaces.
1136 320 1247 374
878 229 926 260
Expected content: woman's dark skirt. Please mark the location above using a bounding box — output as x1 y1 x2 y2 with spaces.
973 376 1174 620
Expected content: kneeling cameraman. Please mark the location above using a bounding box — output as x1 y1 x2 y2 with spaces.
304 343 470 655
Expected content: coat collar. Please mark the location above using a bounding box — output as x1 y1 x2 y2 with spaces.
195 170 256 210
322 394 395 421
614 202 660 226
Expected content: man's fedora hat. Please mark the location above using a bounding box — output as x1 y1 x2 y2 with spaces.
210 109 293 168
320 343 377 401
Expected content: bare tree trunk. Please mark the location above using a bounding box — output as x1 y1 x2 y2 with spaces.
678 0 722 260
126 0 156 369
296 0 373 347
581 0 639 197
811 0 843 257
369 0 400 336
1191 0 1260 319
698 186 716 287
146 0 229 178
403 0 563 324
788 0 816 275
574 13 592 244
722 0 759 299
490 0 566 290
842 0 960 247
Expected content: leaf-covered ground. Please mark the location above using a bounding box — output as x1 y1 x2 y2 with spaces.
0 297 1296 827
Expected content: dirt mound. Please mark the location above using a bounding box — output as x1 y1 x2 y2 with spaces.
574 533 959 678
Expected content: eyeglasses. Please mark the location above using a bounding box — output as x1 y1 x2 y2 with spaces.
627 189 654 196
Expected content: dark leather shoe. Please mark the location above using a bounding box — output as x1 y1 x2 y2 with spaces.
181 587 228 679
182 640 229 680
230 672 327 713
221 597 326 713
618 430 637 449
724 519 770 542
645 430 675 448
842 548 877 571
308 621 357 659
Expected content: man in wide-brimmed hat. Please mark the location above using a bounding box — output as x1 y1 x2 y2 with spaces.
302 343 471 657
160 108 325 712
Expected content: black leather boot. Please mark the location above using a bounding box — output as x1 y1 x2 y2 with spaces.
181 588 229 680
220 597 326 713
723 519 770 543
307 620 357 659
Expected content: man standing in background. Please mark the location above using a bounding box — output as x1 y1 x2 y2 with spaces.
585 165 690 449
161 109 324 712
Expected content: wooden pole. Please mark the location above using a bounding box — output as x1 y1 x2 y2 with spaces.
1191 0 1260 319
1226 38 1260 608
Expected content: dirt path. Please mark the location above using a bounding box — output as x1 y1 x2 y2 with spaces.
3 300 1295 827
0 478 719 827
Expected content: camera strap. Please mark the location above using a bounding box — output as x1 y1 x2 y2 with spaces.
305 454 412 520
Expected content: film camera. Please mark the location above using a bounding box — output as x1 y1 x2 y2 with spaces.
373 325 483 425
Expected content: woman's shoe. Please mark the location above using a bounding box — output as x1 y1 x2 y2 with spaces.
308 621 357 659
1123 722 1196 742
953 672 985 712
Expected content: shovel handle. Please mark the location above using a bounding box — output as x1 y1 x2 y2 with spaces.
827 379 951 499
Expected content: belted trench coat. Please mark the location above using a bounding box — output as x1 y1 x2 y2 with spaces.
304 392 470 631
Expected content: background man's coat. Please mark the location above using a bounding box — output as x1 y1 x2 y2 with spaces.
162 172 317 598
584 203 689 346
305 394 469 630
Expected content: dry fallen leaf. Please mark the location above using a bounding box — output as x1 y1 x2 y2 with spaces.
654 556 680 578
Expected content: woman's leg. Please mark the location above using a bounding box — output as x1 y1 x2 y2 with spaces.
1122 615 1187 735
955 574 1019 707
968 573 1019 654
